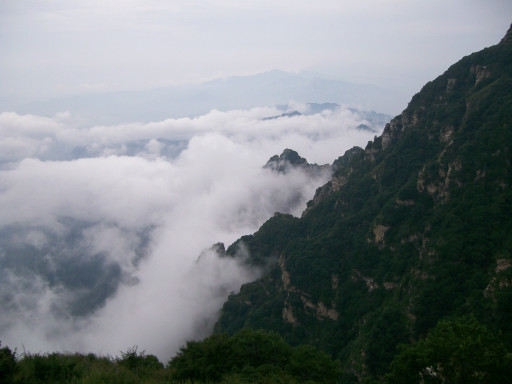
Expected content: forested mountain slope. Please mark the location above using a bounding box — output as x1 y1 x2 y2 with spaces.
214 25 512 381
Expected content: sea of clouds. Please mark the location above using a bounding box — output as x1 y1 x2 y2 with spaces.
0 104 382 361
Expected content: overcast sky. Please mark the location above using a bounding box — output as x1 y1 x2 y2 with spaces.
1 0 510 100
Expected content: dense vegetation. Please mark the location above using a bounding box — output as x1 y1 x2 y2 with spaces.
0 329 337 383
384 316 512 384
169 329 337 383
0 343 168 384
214 25 512 382
2 317 510 383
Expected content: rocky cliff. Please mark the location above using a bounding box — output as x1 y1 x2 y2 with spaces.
214 25 512 382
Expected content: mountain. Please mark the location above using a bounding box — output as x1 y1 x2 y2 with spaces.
214 25 512 381
264 103 390 132
263 148 331 178
1 71 406 124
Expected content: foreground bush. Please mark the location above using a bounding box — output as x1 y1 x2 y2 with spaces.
1 331 338 383
7 347 169 384
168 328 339 383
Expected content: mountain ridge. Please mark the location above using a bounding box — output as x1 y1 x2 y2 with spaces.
0 71 406 124
214 24 512 382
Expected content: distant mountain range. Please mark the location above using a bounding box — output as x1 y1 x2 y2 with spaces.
0 70 408 124
264 103 390 131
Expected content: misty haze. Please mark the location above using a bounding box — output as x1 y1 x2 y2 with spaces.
1 2 511 382
0 103 382 358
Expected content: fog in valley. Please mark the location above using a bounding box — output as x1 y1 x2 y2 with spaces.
0 104 380 360
1 0 509 363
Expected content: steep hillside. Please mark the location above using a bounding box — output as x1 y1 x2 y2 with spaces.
214 25 512 381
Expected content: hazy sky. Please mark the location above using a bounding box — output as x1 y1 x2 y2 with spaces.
1 0 510 99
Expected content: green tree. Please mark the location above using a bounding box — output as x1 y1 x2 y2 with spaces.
168 333 233 382
366 307 409 376
168 329 339 383
287 344 338 383
228 329 292 370
0 342 17 384
384 316 512 384
117 346 163 377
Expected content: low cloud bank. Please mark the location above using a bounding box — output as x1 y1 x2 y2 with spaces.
0 104 382 360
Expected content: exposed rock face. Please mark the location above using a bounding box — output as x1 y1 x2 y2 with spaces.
484 258 512 299
471 65 491 85
496 258 512 273
279 255 339 323
279 254 292 290
372 225 389 245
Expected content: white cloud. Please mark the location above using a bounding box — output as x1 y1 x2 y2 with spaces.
0 105 377 360
0 106 372 164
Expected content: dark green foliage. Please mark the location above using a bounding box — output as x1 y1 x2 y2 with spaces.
16 352 83 383
8 347 170 384
0 342 17 384
287 344 338 383
215 27 512 382
227 213 302 266
494 286 512 348
229 329 291 369
168 333 233 382
168 329 338 383
384 316 512 384
365 307 409 376
117 346 163 377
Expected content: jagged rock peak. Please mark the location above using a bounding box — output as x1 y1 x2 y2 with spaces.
264 148 331 178
264 149 308 173
195 242 227 263
210 242 226 256
280 149 307 165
